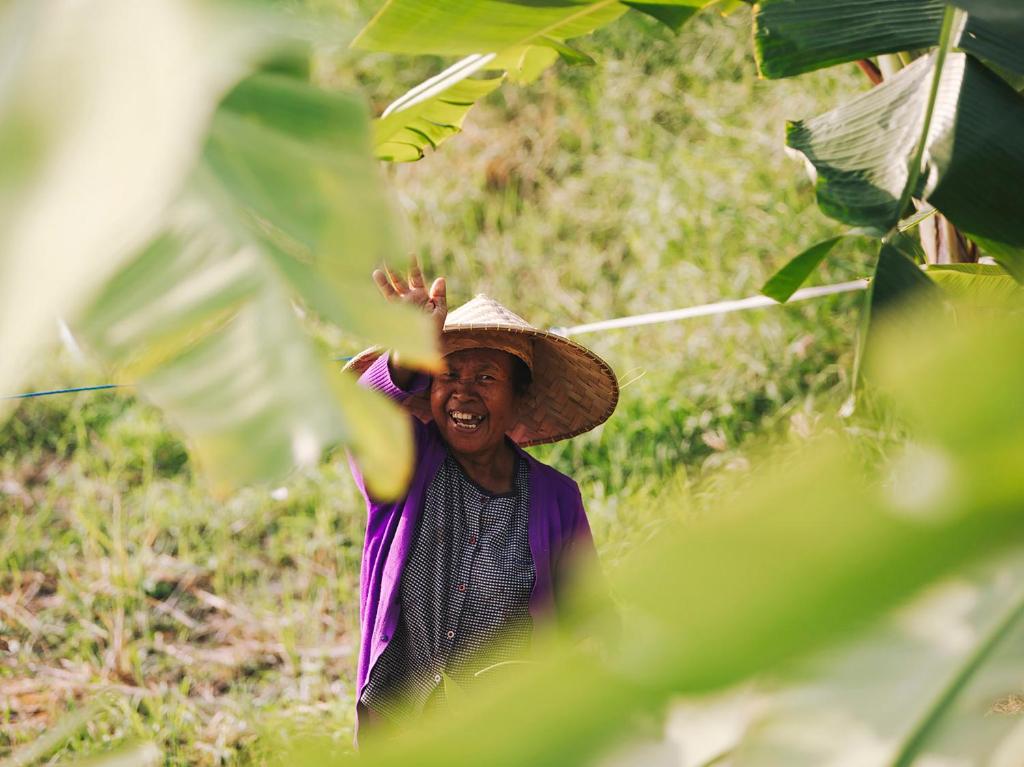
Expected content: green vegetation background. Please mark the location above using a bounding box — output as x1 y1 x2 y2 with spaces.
1 7 869 764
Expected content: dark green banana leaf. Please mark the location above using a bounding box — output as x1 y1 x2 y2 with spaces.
787 52 1024 260
755 0 1024 79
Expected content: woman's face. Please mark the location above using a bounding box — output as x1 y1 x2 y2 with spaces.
430 348 521 458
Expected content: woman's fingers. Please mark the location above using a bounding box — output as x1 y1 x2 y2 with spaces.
372 269 398 299
384 262 408 294
429 277 446 312
408 255 425 290
375 258 443 321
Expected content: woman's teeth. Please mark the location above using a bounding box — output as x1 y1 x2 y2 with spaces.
450 410 484 430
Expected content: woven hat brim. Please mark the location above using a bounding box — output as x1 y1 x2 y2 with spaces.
344 324 618 446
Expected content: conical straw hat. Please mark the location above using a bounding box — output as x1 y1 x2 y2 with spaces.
346 294 618 446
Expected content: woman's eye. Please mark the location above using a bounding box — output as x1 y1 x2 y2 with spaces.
478 374 495 383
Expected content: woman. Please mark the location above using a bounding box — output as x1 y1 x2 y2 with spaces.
347 258 618 733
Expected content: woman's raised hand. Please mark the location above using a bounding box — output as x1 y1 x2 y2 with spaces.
372 255 447 338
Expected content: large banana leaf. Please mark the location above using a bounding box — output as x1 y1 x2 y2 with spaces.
0 0 242 408
755 0 946 79
373 61 505 161
352 0 628 57
0 2 425 495
951 0 1024 77
371 45 567 160
786 52 1024 259
670 547 1024 766
354 0 720 163
76 73 431 497
352 0 624 163
79 200 413 498
202 74 435 363
754 0 1024 79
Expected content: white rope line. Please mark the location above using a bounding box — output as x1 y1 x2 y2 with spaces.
10 280 869 399
550 279 869 337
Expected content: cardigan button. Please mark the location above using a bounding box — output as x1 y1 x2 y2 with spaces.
380 633 389 642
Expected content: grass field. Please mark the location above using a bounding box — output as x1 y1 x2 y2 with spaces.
1 6 872 764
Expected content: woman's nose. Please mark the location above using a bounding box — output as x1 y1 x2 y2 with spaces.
451 377 476 396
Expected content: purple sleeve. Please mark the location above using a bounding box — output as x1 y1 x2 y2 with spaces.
555 481 617 639
358 352 430 402
562 481 598 572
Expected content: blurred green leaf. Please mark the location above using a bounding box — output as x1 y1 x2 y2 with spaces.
970 237 1024 282
204 74 435 365
925 262 1024 307
78 195 415 499
687 548 1024 766
787 52 1024 250
0 0 242 412
76 72 431 497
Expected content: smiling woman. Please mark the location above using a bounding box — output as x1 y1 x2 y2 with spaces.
344 258 618 739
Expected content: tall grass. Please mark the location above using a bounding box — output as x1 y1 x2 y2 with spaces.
1 7 873 764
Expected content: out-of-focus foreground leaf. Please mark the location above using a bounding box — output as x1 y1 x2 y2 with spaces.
925 262 1024 311
670 547 1024 766
0 0 249 408
78 73 429 498
786 52 1024 262
202 74 434 365
1 0 434 495
276 304 1024 767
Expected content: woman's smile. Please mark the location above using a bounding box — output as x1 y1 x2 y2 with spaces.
448 409 485 430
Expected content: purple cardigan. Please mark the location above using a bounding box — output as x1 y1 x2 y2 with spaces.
350 354 597 712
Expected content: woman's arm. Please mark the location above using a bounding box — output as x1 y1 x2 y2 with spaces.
358 352 430 403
